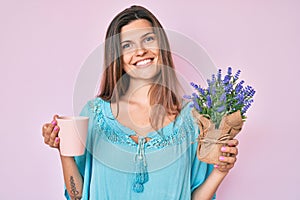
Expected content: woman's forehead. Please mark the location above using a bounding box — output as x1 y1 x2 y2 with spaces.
120 19 154 41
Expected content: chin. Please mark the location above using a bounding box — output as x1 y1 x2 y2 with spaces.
133 65 161 80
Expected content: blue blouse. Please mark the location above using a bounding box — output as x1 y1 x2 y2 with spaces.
64 98 215 200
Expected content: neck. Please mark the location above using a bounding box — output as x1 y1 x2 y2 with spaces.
122 78 152 105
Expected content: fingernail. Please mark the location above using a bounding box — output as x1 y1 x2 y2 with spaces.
221 146 226 152
55 137 59 143
219 156 225 161
51 120 57 125
54 126 59 131
214 164 219 168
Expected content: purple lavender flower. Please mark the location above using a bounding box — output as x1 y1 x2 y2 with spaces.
241 103 251 114
186 67 255 124
244 86 255 97
211 74 216 84
238 80 245 85
217 69 222 81
193 100 202 112
235 83 243 93
183 95 192 99
247 99 254 104
234 93 244 105
227 67 232 75
220 93 226 102
206 95 212 108
211 86 216 95
197 87 205 95
207 79 211 86
223 75 231 84
217 105 226 113
245 85 252 91
249 89 256 97
192 93 199 98
190 82 198 89
234 70 241 81
225 83 233 93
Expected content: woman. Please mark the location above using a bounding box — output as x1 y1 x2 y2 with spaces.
42 5 238 200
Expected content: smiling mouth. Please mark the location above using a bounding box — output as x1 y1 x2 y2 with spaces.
133 58 154 67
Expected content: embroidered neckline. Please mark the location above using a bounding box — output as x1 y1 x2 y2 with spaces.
89 98 193 149
103 99 176 138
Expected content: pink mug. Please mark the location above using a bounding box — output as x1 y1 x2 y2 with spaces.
57 116 89 156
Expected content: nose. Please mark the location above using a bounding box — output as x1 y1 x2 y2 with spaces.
135 44 148 56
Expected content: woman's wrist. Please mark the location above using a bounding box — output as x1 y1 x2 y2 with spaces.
212 168 229 178
60 155 75 162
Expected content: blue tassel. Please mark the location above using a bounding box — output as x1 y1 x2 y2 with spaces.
132 183 144 193
134 172 149 184
132 137 148 193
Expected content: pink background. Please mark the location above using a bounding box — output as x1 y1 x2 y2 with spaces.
1 1 299 199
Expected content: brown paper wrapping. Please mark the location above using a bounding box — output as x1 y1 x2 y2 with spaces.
192 109 244 165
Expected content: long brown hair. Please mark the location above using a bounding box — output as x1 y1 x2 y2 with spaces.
98 5 182 129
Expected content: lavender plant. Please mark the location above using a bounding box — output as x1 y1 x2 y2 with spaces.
184 67 255 128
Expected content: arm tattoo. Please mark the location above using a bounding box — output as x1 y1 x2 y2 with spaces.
70 176 81 200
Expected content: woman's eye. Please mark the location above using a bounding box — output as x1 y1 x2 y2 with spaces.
144 36 154 43
122 43 131 49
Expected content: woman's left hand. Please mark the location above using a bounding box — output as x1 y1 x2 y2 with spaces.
215 139 239 173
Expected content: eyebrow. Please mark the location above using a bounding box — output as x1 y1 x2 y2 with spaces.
120 32 155 44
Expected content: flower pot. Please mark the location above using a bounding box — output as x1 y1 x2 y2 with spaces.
192 109 243 165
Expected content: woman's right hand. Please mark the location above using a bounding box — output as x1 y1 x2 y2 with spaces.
42 115 83 198
42 114 60 149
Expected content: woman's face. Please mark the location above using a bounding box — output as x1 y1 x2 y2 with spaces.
120 19 160 81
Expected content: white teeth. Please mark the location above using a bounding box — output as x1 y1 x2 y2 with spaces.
136 59 151 66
